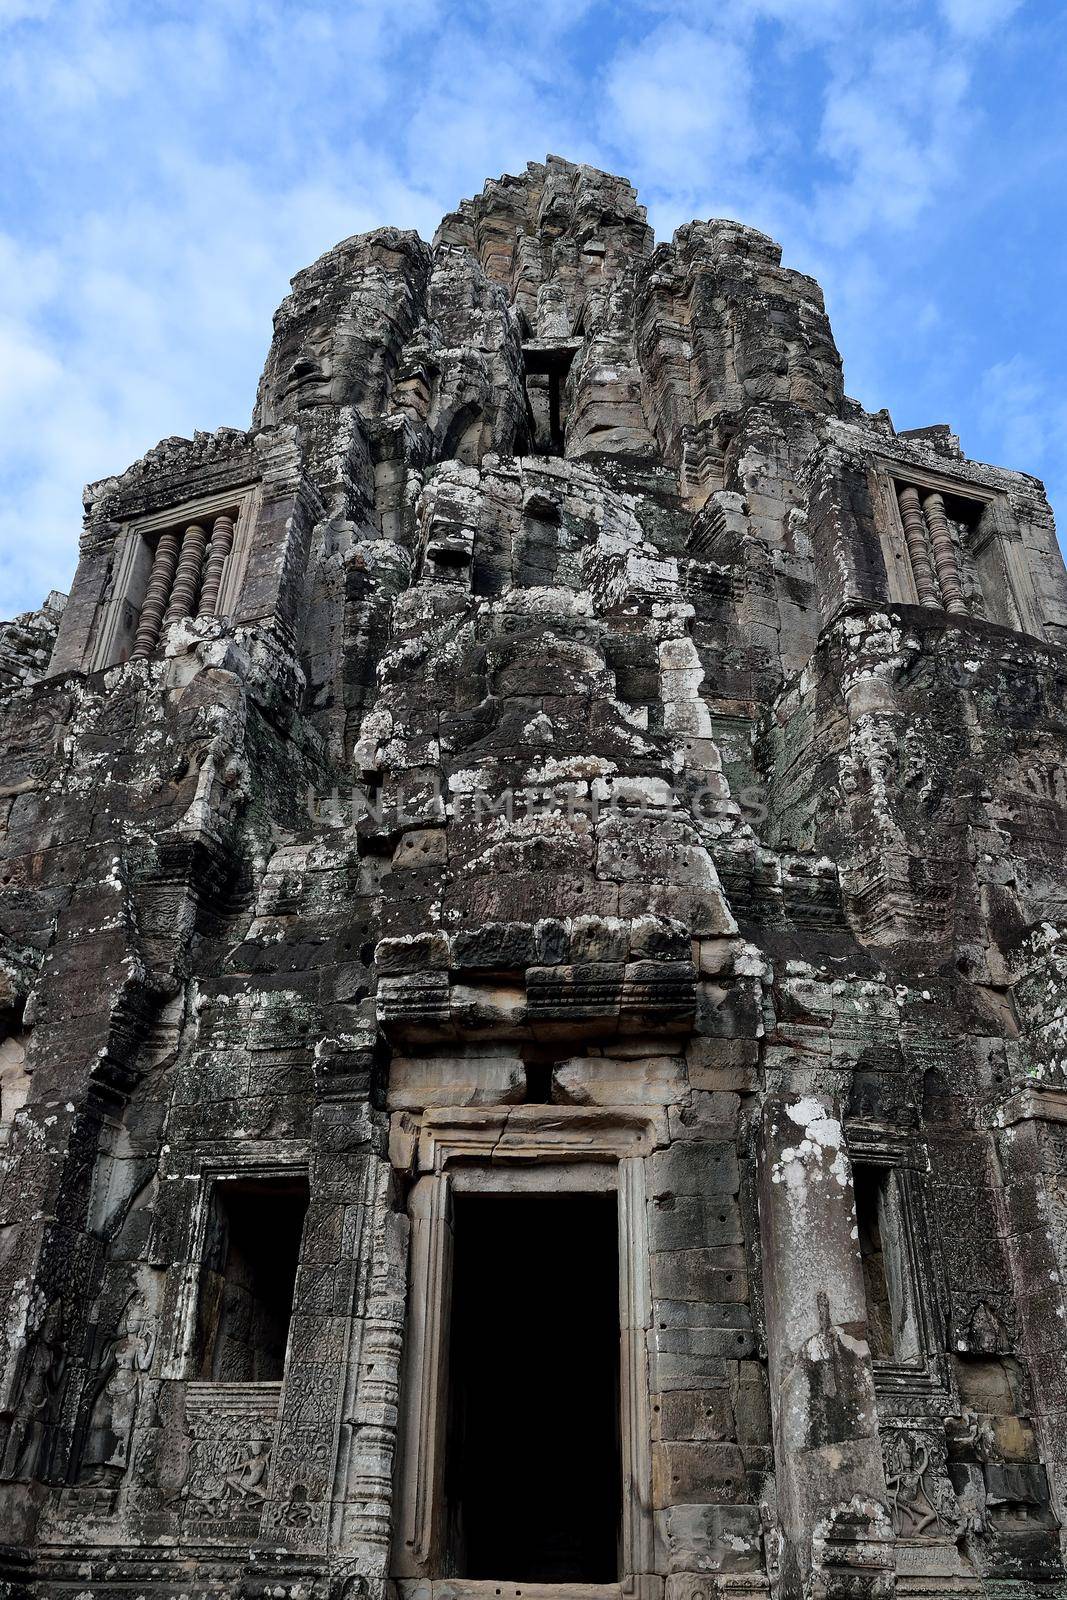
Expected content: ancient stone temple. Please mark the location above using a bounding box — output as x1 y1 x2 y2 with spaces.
2 156 1067 1600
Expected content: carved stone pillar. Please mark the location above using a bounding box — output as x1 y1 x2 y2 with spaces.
758 1093 894 1598
130 530 181 658
996 1087 1067 1532
329 1155 408 1579
922 491 967 615
896 485 939 608
198 513 235 617
390 1172 452 1579
163 522 208 625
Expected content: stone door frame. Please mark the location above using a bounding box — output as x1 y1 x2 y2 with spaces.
390 1105 663 1600
845 1122 951 1405
163 1147 311 1381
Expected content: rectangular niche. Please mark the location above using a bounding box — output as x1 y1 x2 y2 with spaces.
847 1126 949 1402
392 1106 662 1600
88 486 258 671
446 1191 621 1582
180 1171 309 1384
521 340 580 456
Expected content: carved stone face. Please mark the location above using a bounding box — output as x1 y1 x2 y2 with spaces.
277 324 337 414
261 314 362 423
256 232 431 426
120 1289 149 1335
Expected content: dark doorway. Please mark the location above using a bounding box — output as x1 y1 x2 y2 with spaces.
198 1176 309 1381
446 1192 621 1581
521 343 577 455
854 1166 894 1360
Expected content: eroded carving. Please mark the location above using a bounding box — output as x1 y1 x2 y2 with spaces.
1 154 1066 1600
80 1291 156 1481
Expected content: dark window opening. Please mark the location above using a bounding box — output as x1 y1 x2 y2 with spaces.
522 1061 553 1103
854 1166 895 1360
198 1176 309 1381
446 1193 620 1581
521 342 578 457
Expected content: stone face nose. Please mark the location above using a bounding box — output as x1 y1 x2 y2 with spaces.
3 156 1067 1600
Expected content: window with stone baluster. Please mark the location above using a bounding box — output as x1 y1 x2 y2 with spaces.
876 465 1044 638
88 488 257 671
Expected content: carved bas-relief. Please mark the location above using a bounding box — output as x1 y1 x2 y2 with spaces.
1 1301 66 1483
180 1384 278 1543
80 1291 156 1483
1 156 1066 1600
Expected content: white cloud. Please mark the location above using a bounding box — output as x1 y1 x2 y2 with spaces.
814 27 972 241
602 23 755 190
977 356 1067 477
0 155 443 615
401 47 591 202
0 0 53 24
643 0 852 32
595 5 994 256
0 0 460 613
940 0 1023 38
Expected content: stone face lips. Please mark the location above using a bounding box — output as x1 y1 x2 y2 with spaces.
1 155 1067 1599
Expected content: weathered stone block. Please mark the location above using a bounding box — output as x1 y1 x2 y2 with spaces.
388 1053 525 1108
650 1141 741 1198
653 1440 748 1505
553 1054 687 1106
451 921 536 972
653 1388 735 1443
648 1193 744 1250
650 1249 747 1303
661 1503 763 1572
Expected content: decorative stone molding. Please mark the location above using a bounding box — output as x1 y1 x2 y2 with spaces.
375 922 698 1046
997 1085 1067 1127
412 1104 667 1174
391 1105 663 1599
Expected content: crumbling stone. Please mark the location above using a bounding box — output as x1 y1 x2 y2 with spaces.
1 155 1066 1599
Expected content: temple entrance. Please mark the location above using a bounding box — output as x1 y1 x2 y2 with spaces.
445 1192 621 1581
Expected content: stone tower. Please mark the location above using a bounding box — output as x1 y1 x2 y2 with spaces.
1 157 1066 1600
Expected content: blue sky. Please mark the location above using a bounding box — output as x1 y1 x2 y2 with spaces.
1 0 1065 616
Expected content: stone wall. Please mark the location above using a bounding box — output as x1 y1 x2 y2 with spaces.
0 156 1066 1599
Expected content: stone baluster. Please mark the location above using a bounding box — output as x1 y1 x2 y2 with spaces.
162 522 208 627
896 484 940 607
197 513 235 617
923 490 967 615
129 531 181 659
